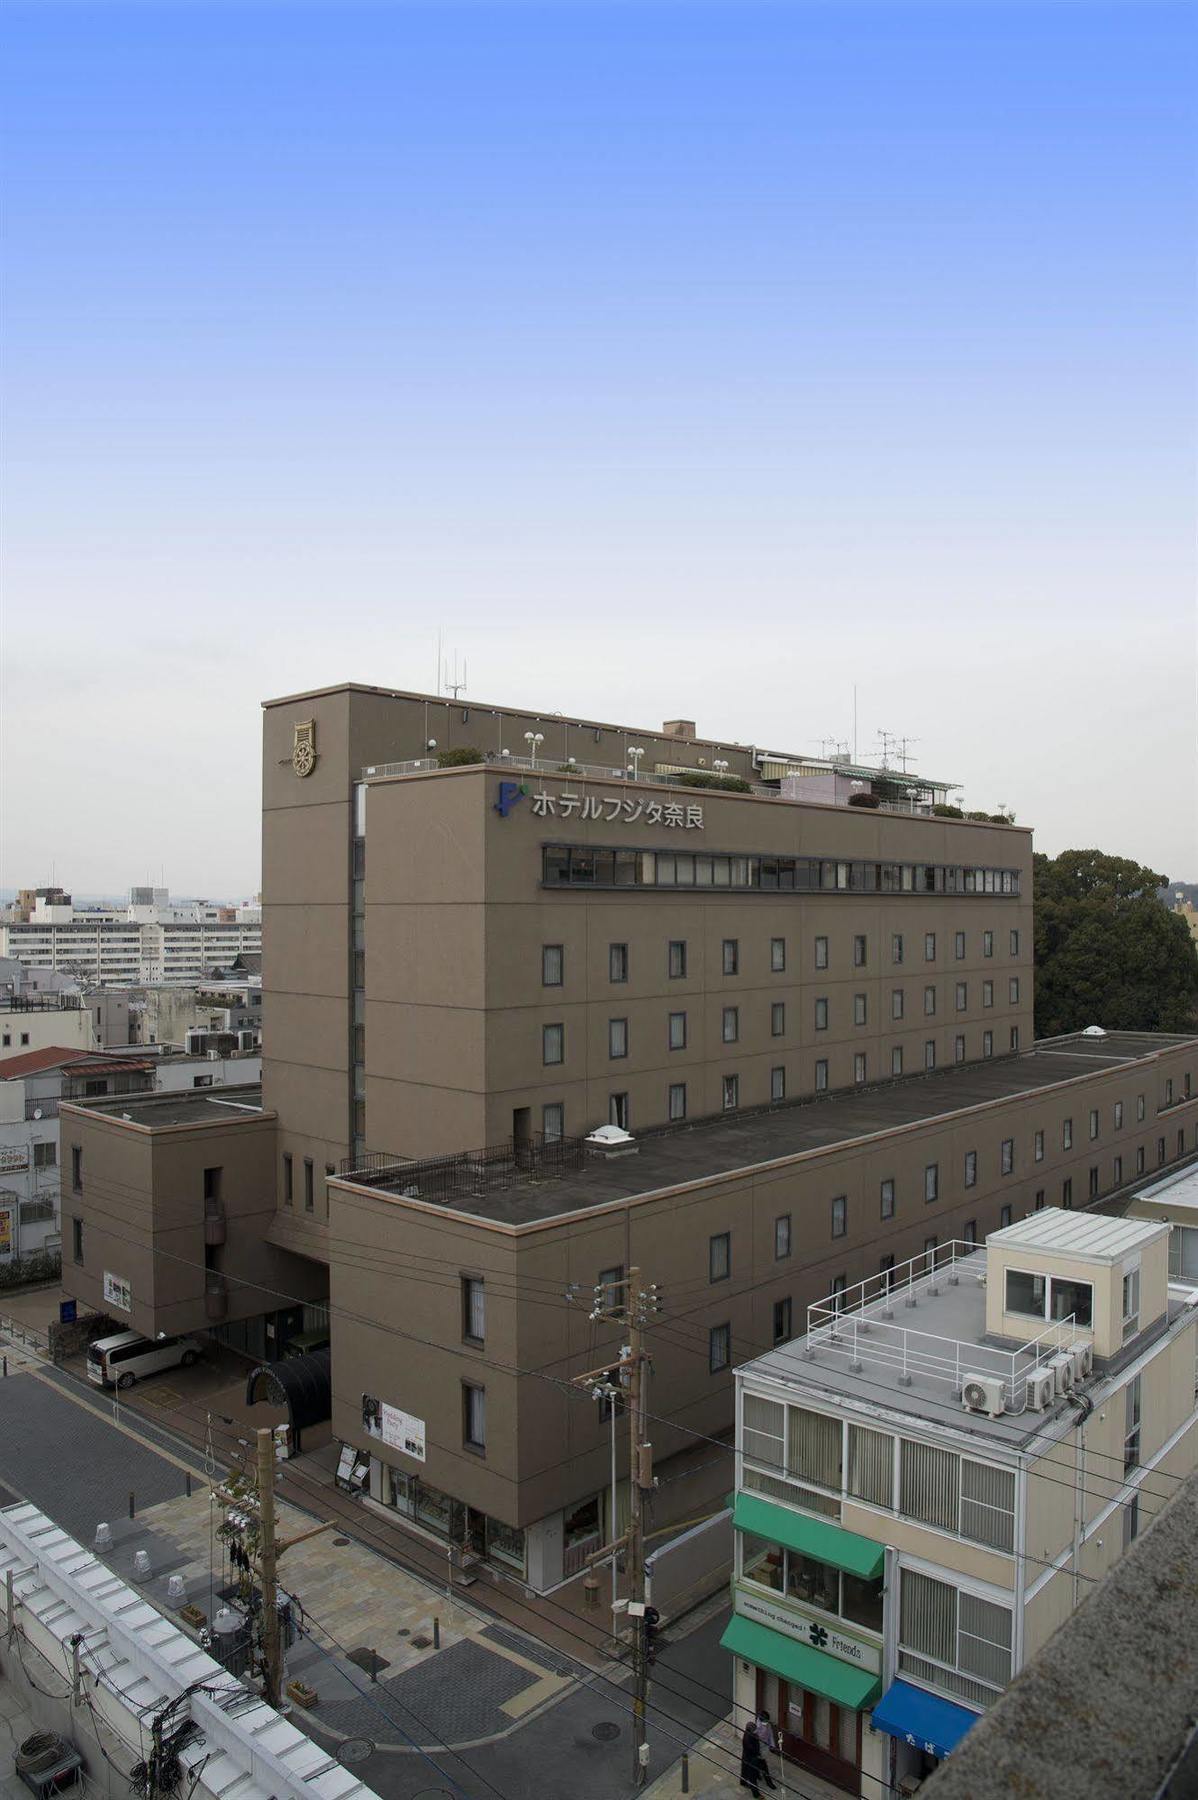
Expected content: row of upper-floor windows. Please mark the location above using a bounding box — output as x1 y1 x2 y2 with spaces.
542 1019 1021 1068
542 844 1022 896
542 929 1021 988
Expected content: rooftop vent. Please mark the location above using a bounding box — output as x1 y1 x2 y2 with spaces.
584 1123 638 1160
1082 1026 1107 1038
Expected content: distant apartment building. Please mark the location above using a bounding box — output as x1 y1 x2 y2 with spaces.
726 1210 1198 1796
57 682 1198 1595
0 891 262 985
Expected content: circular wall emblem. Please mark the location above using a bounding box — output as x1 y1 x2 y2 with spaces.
292 720 317 778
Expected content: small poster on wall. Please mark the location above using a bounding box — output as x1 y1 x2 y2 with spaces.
361 1393 426 1462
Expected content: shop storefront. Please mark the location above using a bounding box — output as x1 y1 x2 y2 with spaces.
722 1493 885 1796
871 1679 979 1794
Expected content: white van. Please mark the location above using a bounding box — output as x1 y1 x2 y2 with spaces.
86 1330 202 1389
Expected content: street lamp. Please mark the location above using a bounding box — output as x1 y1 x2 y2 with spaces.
524 731 544 769
627 746 644 781
713 758 729 777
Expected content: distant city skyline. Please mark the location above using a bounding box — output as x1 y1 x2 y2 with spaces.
2 1 1194 891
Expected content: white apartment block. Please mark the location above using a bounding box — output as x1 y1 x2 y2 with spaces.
0 899 261 986
726 1210 1198 1798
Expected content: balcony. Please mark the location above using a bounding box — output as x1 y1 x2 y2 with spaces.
204 1274 228 1321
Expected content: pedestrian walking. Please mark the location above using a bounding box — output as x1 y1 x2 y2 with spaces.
740 1719 776 1796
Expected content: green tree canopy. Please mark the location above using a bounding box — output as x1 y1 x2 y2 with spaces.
1034 849 1198 1038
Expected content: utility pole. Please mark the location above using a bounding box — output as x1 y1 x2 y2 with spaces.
572 1267 661 1787
256 1428 281 1710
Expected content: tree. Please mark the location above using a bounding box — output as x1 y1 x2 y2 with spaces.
1034 850 1198 1038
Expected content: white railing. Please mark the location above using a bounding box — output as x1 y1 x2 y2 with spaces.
805 1243 1083 1408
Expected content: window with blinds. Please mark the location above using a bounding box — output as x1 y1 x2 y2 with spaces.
959 1593 1012 1688
900 1569 1012 1704
900 1439 959 1532
848 1424 894 1509
900 1568 954 1663
960 1459 1015 1552
743 1393 785 1476
788 1405 842 1492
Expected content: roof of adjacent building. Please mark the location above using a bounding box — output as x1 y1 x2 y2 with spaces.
1128 1161 1198 1214
987 1208 1167 1261
62 1086 265 1128
0 1046 117 1080
346 1031 1198 1227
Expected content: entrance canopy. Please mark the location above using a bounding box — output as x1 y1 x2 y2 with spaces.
871 1680 979 1761
245 1348 331 1433
721 1614 881 1710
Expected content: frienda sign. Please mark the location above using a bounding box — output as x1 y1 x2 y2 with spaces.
734 1584 881 1674
531 791 704 829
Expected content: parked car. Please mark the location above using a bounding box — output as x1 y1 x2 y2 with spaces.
86 1330 201 1389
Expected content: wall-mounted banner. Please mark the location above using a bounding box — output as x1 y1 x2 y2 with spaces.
103 1271 132 1313
531 791 704 829
361 1394 427 1462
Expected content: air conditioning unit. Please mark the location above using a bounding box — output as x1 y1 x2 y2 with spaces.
1048 1352 1075 1394
238 1029 257 1050
1071 1344 1094 1382
961 1374 1006 1418
1025 1369 1056 1411
185 1028 208 1055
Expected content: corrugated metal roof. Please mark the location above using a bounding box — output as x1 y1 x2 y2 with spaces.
989 1206 1166 1260
1132 1164 1198 1213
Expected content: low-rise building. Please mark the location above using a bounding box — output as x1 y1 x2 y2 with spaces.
725 1209 1198 1796
0 992 96 1063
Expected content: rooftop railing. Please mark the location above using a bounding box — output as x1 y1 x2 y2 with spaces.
341 1131 585 1205
804 1241 1085 1410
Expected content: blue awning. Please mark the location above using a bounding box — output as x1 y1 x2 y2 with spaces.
871 1681 979 1761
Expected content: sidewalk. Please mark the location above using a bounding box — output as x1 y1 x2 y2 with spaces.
645 1713 848 1800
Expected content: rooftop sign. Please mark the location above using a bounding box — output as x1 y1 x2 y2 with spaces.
531 790 704 829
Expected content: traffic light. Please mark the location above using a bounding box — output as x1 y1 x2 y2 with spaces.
643 1604 660 1664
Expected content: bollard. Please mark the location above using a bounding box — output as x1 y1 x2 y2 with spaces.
433 1617 440 1650
129 1492 135 1520
3 1355 7 1378
185 1473 192 1498
681 1752 689 1793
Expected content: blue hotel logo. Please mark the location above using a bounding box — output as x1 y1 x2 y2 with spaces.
494 779 527 818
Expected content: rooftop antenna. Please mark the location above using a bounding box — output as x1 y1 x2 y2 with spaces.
442 651 468 700
875 730 897 769
895 736 920 773
852 684 858 762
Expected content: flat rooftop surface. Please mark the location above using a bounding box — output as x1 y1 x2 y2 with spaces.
988 1208 1166 1260
63 1087 264 1128
1130 1162 1198 1214
361 1031 1195 1225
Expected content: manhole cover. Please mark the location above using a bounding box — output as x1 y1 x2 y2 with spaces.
332 1537 350 1547
347 1648 390 1675
397 1627 410 1637
592 1722 621 1742
409 1633 432 1649
336 1739 375 1766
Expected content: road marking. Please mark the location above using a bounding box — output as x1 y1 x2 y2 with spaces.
22 1368 210 1488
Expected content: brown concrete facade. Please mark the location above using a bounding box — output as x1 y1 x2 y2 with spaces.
327 1036 1198 1558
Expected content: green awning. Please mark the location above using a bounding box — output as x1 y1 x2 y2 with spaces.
720 1614 880 1710
732 1492 884 1580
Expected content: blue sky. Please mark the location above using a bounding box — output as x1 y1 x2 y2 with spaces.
2 1 1194 892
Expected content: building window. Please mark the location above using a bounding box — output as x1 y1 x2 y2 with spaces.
668 1011 687 1050
831 1195 847 1238
282 1152 293 1205
1000 1139 1013 1176
983 931 994 958
771 1001 785 1037
543 1023 564 1065
815 997 829 1031
1089 1108 1100 1141
668 940 687 979
722 1074 739 1110
1158 1136 1167 1166
609 1018 629 1059
770 1065 786 1102
999 1204 1012 1227
303 1158 314 1211
1122 1266 1139 1338
892 933 904 965
1010 929 1020 955
924 1040 936 1070
850 992 865 1026
722 939 739 976
880 1178 895 1219
830 1274 848 1312
1088 1164 1099 1199
1113 1154 1123 1186
542 944 564 987
963 1220 977 1247
1165 1078 1174 1106
956 982 967 1012
891 1047 904 1077
722 1006 739 1044
462 1277 485 1343
898 1568 1013 1700
853 935 867 968
775 1214 792 1259
1010 1026 1020 1051
814 1059 828 1092
709 1323 731 1373
925 932 936 961
965 1150 977 1188
982 980 993 1009
879 1254 897 1292
1114 1100 1124 1130
709 1232 731 1283
924 985 936 1016
33 1142 56 1169
982 1031 993 1057
955 931 966 960
1009 977 1020 1004
890 990 903 1021
815 936 829 970
71 1145 83 1192
771 937 786 973
203 1167 221 1204
609 943 629 983
609 1092 630 1130
668 1082 687 1121
955 1034 966 1063
1136 1145 1145 1174
1124 1376 1141 1474
925 1163 939 1203
772 1298 792 1344
542 1102 564 1141
1063 1119 1073 1150
72 1217 84 1264
924 1236 939 1267
1137 1094 1146 1122
463 1383 486 1452
854 1053 867 1085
